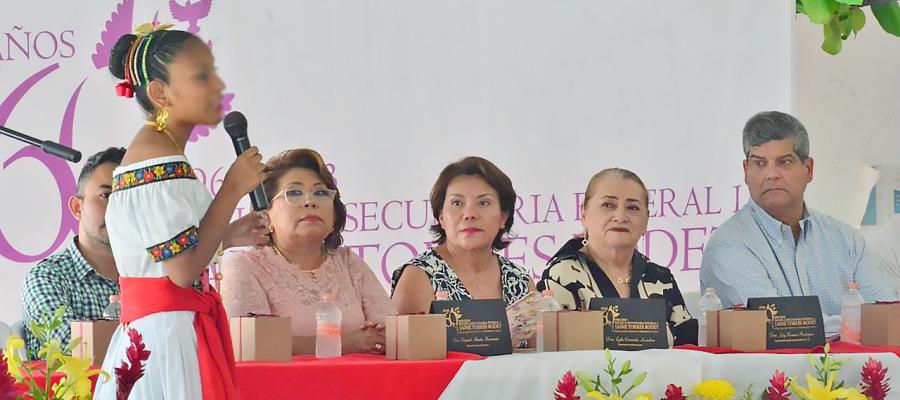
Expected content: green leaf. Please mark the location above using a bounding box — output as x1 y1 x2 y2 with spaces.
834 0 862 5
822 21 843 54
53 306 66 321
849 7 866 33
596 378 609 395
29 322 45 342
630 371 647 388
839 15 854 38
604 349 612 364
801 0 839 23
65 336 82 354
620 360 631 376
575 371 595 392
872 0 900 36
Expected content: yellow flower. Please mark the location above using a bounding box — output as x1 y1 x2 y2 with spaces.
55 353 109 399
632 393 654 400
693 379 737 400
3 335 25 381
791 373 867 400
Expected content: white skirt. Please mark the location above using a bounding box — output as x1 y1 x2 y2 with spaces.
93 311 201 399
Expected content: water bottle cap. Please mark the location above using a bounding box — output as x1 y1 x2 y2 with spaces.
109 295 120 302
542 289 554 297
704 288 716 294
848 282 860 289
321 293 336 302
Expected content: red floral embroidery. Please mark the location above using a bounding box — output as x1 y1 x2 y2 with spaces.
146 227 199 262
112 161 196 191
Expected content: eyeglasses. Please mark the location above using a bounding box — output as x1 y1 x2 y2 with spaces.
272 187 337 206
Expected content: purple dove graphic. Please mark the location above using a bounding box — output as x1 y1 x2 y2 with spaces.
169 0 212 34
189 93 234 142
92 0 230 143
92 0 134 69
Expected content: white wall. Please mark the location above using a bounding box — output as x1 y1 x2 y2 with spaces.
795 8 900 228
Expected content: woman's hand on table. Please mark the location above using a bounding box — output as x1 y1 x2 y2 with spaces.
344 321 386 355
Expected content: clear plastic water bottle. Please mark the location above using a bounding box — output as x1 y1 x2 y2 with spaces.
102 295 121 320
840 282 864 344
697 288 723 346
316 293 343 358
536 290 563 352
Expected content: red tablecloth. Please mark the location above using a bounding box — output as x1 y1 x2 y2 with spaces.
235 352 484 400
675 341 900 357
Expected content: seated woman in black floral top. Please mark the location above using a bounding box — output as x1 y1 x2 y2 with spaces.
537 168 698 346
391 156 534 314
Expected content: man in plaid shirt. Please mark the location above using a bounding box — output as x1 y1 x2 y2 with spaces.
21 147 125 354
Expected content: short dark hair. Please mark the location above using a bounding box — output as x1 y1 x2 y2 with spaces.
429 156 516 250
77 147 126 197
742 111 810 161
109 30 204 114
262 148 346 250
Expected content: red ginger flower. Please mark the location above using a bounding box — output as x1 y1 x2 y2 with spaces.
115 328 152 400
0 351 20 400
764 370 791 400
664 384 686 400
861 357 890 400
555 370 580 400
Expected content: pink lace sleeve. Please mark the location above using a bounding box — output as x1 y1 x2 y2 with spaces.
220 249 272 317
342 248 396 324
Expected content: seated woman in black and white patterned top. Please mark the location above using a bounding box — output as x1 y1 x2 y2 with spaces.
537 168 698 346
391 156 534 314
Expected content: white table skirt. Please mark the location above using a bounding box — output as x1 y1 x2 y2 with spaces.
440 349 900 399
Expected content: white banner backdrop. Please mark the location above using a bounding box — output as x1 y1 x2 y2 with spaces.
0 1 794 323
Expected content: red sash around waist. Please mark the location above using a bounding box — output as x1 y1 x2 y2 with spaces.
120 277 238 399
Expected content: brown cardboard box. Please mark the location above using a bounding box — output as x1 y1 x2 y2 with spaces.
70 320 118 365
861 303 900 346
706 309 767 352
540 311 605 352
229 316 292 362
385 314 446 360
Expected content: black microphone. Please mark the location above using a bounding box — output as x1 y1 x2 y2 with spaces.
223 111 269 211
0 125 82 163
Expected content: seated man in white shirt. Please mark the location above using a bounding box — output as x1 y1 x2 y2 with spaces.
700 111 895 335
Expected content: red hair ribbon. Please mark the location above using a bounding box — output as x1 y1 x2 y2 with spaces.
115 81 134 98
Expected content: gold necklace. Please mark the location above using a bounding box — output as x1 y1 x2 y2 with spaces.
272 244 326 281
144 121 185 154
583 244 632 285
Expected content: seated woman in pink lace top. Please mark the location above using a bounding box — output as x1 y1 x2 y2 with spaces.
220 149 395 355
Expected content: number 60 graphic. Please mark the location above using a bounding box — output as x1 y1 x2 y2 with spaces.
0 63 81 263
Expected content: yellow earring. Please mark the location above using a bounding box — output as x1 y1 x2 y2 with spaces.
154 106 169 132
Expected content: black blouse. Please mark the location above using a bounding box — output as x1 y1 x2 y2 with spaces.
536 238 698 346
